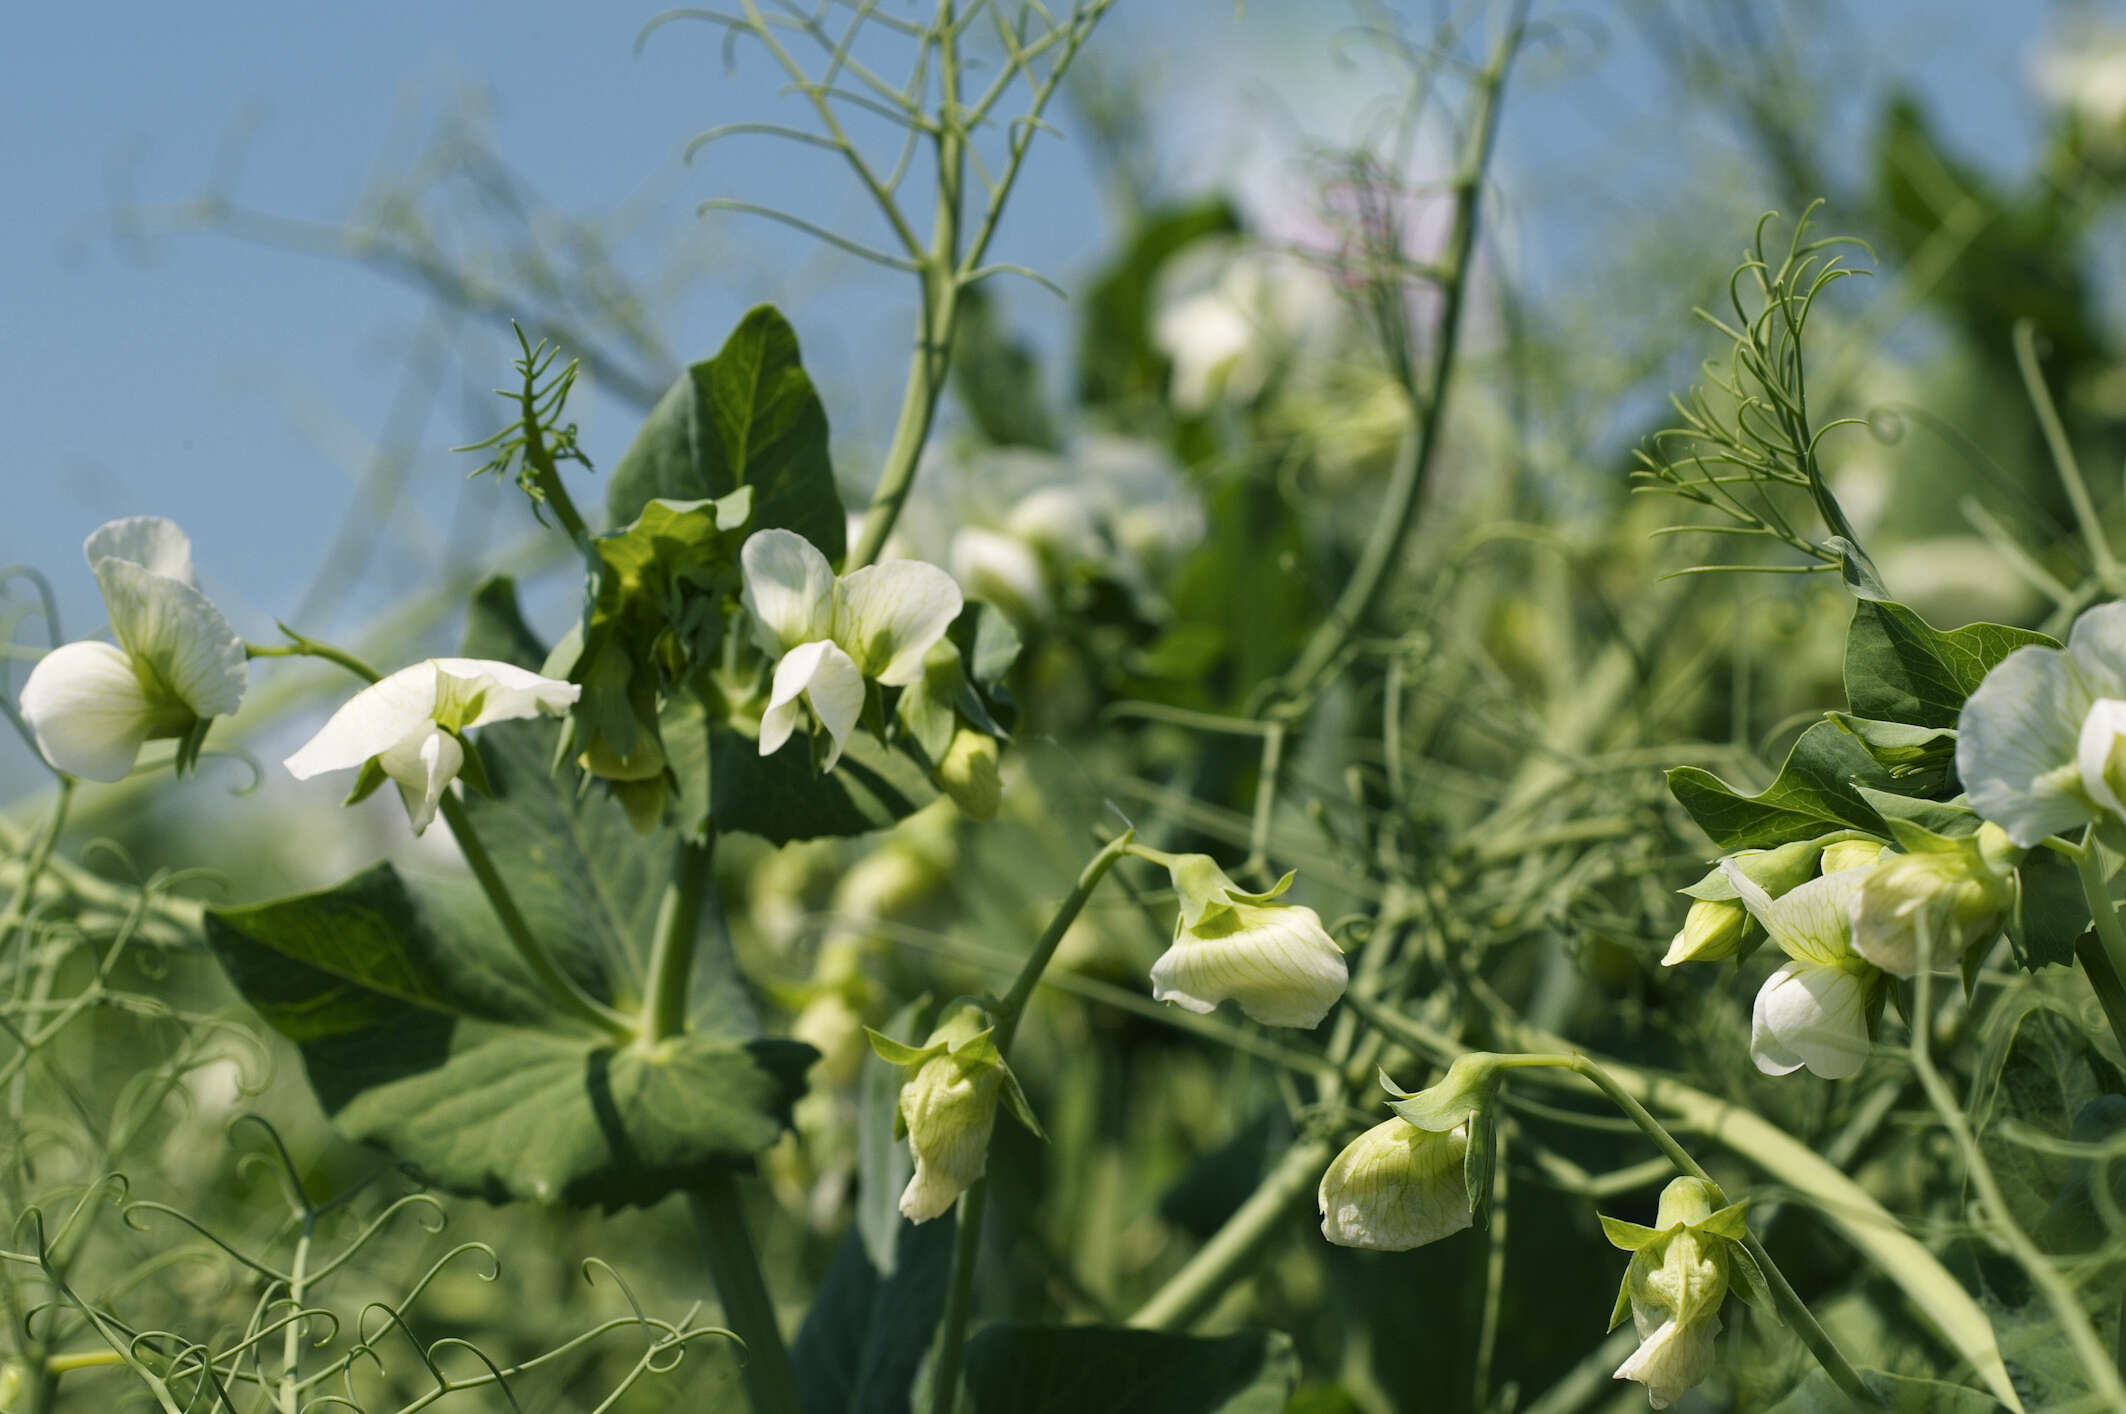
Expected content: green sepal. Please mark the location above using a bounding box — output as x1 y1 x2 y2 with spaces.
1697 1198 1751 1241
450 728 493 799
1384 1053 1503 1134
1607 1274 1634 1332
342 756 390 807
1463 1103 1497 1229
1169 855 1293 932
1599 1215 1661 1252
866 1028 948 1069
1727 1243 1776 1319
996 1058 1047 1143
172 714 213 777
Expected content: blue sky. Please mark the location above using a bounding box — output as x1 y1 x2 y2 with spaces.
0 0 2071 798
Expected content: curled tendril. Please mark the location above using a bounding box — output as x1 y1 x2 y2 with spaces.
121 1199 288 1286
229 1113 315 1217
427 1339 524 1411
0 563 64 647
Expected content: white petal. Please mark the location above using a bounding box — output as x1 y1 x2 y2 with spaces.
1958 643 2094 846
84 516 197 586
1730 866 1861 968
949 527 1050 621
2078 698 2126 819
283 661 445 779
1317 1118 1472 1251
2067 601 2126 699
1752 960 1872 1080
741 529 836 653
1150 902 1348 1028
379 727 463 836
833 560 963 686
1005 486 1101 558
427 657 580 728
17 641 159 782
1614 1315 1720 1411
93 559 246 718
763 639 865 769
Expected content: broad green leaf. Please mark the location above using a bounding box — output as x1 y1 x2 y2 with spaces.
1077 198 1241 412
607 305 845 559
1667 719 1897 851
2007 845 2087 972
951 283 1060 451
1828 713 1956 793
792 1214 956 1414
712 717 942 844
1855 786 1982 837
205 863 813 1208
1843 599 2055 730
1972 1001 2107 1233
959 1326 1297 1414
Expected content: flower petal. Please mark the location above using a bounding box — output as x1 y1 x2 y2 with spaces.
379 727 463 836
93 559 246 719
2078 697 2126 819
1724 864 1860 968
762 639 864 768
1958 642 2094 846
1150 900 1348 1028
284 661 445 779
428 657 580 729
1752 960 1872 1080
84 516 197 586
1318 1117 1472 1250
949 527 1050 621
1613 1314 1721 1411
741 529 836 653
2067 601 2126 699
17 641 159 781
833 560 963 686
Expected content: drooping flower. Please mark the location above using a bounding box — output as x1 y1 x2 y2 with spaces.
739 529 962 769
1849 822 2017 976
284 658 579 834
1603 1178 1755 1410
1148 855 1348 1028
18 517 246 781
1317 1117 1472 1250
1958 603 2126 847
1722 860 1879 1080
867 1002 1040 1223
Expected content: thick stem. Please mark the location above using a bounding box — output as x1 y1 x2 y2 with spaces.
928 830 1134 1413
1126 1135 1338 1331
690 1175 802 1414
2074 846 2126 1058
277 1223 312 1414
641 833 715 1042
436 792 632 1038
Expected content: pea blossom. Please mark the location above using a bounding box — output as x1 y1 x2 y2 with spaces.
739 528 961 769
284 658 579 834
18 517 246 781
1148 855 1348 1028
1958 602 2126 846
1604 1178 1755 1410
1317 1117 1473 1250
1721 859 1880 1080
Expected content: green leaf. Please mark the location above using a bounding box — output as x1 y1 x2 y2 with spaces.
792 1213 957 1414
1828 713 1958 793
2008 846 2087 972
1077 198 1242 412
959 1326 1297 1414
1855 786 1983 838
205 863 813 1208
606 305 845 559
1667 719 1897 851
1843 599 2056 731
950 283 1060 451
712 718 942 844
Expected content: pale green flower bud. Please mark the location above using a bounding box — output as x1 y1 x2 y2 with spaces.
1149 856 1347 1028
935 727 1002 820
1317 1117 1472 1250
1849 822 2017 976
868 1003 1042 1223
1662 898 1748 966
1602 1178 1761 1411
1819 839 1888 875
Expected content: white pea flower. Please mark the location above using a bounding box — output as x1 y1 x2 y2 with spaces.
1848 823 2017 977
1605 1179 1746 1411
949 526 1050 623
1958 602 2126 847
1317 1116 1473 1250
739 529 962 769
18 518 246 782
284 658 579 835
868 1003 1040 1223
1722 861 1878 1080
1148 855 1348 1028
1152 244 1340 414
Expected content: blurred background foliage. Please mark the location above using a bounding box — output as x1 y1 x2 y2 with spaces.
6 0 2126 1409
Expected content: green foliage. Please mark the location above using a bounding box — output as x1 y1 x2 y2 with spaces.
1669 718 1896 850
1843 599 2056 730
608 305 846 558
792 1216 957 1414
958 1326 1298 1414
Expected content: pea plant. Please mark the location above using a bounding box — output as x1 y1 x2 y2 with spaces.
6 2 2126 1412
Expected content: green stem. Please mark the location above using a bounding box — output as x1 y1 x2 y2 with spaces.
436 792 631 1038
1275 0 1524 701
641 833 715 1042
929 829 1134 1414
849 0 964 571
2073 845 2126 1058
2014 319 2121 593
278 1221 312 1414
1126 1135 1338 1331
0 780 71 953
245 637 384 684
689 1175 802 1414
